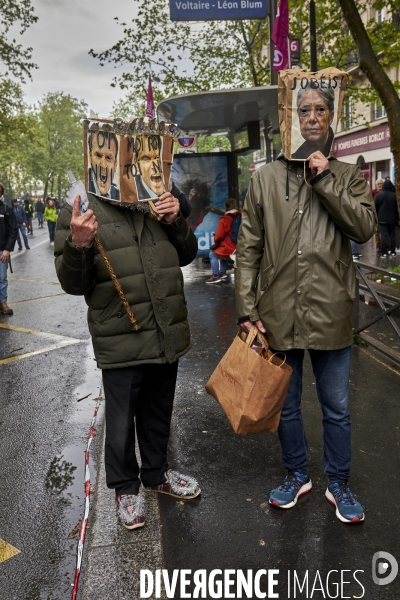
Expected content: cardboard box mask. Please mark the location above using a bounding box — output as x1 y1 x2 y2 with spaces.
83 117 178 206
278 68 348 161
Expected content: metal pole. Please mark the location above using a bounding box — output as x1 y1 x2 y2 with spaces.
310 0 317 71
269 0 278 85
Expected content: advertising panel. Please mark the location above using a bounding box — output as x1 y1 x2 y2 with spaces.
171 153 230 254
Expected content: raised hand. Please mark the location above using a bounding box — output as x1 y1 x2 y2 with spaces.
70 195 98 247
156 192 180 224
307 151 329 177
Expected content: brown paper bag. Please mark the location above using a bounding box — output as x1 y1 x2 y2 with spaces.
278 67 348 161
205 326 293 434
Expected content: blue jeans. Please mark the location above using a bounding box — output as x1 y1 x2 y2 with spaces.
0 251 9 302
209 250 227 276
277 347 352 483
47 221 56 242
16 224 29 249
350 240 359 256
37 212 44 227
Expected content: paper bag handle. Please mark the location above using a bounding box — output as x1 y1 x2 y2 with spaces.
267 352 287 368
245 325 270 351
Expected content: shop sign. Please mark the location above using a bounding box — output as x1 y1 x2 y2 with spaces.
333 123 390 157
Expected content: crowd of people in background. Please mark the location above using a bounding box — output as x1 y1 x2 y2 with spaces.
8 196 61 248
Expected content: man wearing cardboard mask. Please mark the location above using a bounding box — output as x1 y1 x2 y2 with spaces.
88 131 120 200
292 85 335 160
132 134 165 200
55 119 201 531
235 69 377 524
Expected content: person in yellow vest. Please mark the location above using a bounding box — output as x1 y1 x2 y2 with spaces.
44 198 58 246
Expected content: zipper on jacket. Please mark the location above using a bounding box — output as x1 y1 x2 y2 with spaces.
144 222 156 245
132 222 139 243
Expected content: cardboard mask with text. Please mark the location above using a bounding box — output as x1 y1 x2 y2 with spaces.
83 117 178 206
278 68 348 161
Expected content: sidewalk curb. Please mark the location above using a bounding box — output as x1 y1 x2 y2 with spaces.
82 420 166 599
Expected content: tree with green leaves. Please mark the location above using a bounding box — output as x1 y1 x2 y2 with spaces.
290 0 400 198
0 79 36 197
93 0 400 196
1 0 38 82
90 0 270 102
28 93 88 199
338 0 400 200
0 0 38 197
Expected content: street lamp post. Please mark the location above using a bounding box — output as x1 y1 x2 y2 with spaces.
310 0 317 71
269 0 278 85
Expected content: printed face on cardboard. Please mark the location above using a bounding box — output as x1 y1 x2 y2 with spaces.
132 134 165 200
87 130 120 200
290 78 341 160
84 117 177 207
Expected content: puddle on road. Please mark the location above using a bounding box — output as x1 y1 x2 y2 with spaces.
37 344 104 600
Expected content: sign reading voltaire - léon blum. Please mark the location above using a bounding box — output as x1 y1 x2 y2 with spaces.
169 0 268 21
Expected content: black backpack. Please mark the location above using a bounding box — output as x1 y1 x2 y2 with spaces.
229 213 242 243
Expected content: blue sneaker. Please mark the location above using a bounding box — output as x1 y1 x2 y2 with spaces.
325 482 365 523
269 471 312 509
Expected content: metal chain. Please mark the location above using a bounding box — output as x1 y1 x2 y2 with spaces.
94 234 141 332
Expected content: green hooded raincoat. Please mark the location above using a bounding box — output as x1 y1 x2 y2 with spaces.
235 157 377 351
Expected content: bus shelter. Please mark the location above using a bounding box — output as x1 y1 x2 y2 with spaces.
157 86 279 254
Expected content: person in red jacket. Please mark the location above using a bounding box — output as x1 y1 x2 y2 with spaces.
206 198 241 284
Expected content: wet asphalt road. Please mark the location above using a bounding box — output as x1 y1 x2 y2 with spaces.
0 224 103 599
1 224 400 600
161 258 400 600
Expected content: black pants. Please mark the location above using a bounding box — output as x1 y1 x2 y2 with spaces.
102 361 179 496
379 223 397 255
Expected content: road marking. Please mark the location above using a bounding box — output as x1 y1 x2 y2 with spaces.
0 323 80 341
0 324 82 364
9 276 60 286
0 539 21 563
9 292 66 305
12 238 50 259
0 342 81 364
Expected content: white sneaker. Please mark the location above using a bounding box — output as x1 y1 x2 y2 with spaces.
50 241 54 246
115 493 145 530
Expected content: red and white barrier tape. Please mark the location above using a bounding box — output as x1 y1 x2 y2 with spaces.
71 382 103 600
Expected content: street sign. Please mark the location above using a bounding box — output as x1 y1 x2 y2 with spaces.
290 38 300 66
177 136 198 153
170 0 268 21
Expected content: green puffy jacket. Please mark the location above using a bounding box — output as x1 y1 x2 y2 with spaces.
235 157 377 351
54 194 198 368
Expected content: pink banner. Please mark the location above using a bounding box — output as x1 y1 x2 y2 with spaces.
271 0 290 71
146 76 155 119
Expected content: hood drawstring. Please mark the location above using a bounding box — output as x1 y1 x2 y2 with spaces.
304 161 313 189
286 160 289 201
